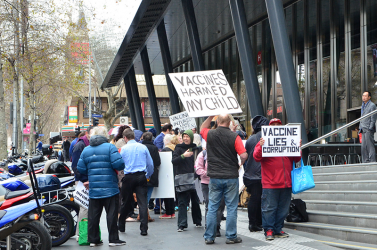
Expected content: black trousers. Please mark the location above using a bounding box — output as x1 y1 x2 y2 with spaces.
246 181 263 226
201 183 225 228
177 190 202 228
119 172 148 232
88 194 119 243
164 198 175 215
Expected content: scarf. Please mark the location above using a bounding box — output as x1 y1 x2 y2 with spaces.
166 144 176 151
79 136 90 147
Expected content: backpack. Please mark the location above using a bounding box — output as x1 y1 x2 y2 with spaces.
286 199 309 222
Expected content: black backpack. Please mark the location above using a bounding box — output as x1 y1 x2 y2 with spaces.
286 199 309 222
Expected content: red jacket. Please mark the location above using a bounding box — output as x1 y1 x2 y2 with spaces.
253 142 301 189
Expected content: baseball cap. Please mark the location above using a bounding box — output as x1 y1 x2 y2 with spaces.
269 118 282 125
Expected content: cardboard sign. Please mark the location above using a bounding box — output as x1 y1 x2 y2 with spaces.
73 181 89 209
168 70 242 117
169 111 197 131
261 125 301 157
151 152 175 199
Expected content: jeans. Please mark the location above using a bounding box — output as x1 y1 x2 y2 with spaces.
246 181 262 226
177 191 202 228
147 186 154 203
261 188 291 234
201 183 225 228
204 178 239 241
119 172 148 232
88 194 119 243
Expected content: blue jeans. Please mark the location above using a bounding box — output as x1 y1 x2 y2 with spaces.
261 188 292 234
204 178 239 241
147 186 154 203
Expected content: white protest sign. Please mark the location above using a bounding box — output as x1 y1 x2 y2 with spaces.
168 70 242 117
151 152 175 199
261 125 301 157
169 111 197 131
73 181 89 209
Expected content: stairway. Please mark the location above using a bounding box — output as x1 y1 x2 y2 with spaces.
285 162 377 245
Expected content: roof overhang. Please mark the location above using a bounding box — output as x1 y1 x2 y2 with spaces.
101 0 171 89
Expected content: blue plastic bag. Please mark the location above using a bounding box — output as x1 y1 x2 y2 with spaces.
291 160 315 194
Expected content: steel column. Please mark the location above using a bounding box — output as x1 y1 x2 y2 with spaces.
330 0 337 134
360 0 368 92
265 0 308 144
181 0 205 71
123 75 138 129
344 0 351 126
316 0 323 137
304 0 310 129
128 65 145 132
157 21 180 115
292 4 298 72
141 47 161 134
229 0 264 117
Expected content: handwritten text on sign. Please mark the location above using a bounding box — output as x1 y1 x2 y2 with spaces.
168 70 242 117
261 125 301 157
169 111 197 131
73 181 89 209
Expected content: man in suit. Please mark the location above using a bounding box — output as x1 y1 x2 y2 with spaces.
360 91 377 163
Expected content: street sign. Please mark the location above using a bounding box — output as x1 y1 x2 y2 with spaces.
92 114 103 118
120 116 128 125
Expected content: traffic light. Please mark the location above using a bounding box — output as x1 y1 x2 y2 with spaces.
93 118 99 127
75 126 81 136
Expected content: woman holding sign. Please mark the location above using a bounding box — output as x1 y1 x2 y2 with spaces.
253 118 302 241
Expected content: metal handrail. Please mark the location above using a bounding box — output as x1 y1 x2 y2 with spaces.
301 108 377 149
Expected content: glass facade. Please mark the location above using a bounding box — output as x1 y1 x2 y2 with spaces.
169 0 377 141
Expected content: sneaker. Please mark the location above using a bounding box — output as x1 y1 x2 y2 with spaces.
177 227 184 232
275 231 289 238
90 241 103 247
109 240 126 247
205 239 214 244
225 237 242 244
159 214 172 219
195 224 202 228
171 213 176 218
265 229 274 241
126 217 136 222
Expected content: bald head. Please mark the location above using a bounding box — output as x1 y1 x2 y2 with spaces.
217 114 231 127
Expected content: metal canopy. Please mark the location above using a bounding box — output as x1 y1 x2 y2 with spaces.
101 0 171 89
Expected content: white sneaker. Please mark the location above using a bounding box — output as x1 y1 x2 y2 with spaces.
90 242 103 247
109 240 126 246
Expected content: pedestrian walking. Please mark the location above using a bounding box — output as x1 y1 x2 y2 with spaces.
200 114 248 245
118 129 154 236
243 115 269 232
253 118 302 241
172 130 202 232
62 137 71 162
77 126 126 247
360 91 377 163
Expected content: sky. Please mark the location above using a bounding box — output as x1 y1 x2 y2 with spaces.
73 0 142 49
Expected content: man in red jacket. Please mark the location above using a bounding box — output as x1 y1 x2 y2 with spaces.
253 118 301 241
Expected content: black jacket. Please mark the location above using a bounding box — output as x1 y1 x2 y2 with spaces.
172 143 196 176
142 140 161 187
62 140 71 151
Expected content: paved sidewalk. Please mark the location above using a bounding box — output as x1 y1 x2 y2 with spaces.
59 205 347 250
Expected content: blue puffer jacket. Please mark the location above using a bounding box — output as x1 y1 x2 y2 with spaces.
77 135 125 199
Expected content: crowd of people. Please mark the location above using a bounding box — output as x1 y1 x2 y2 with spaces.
69 113 301 246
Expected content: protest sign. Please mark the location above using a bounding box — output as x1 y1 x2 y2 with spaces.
151 152 175 199
73 181 89 209
169 111 197 131
261 125 301 157
168 70 242 117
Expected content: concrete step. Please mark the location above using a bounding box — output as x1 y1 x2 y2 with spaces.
294 190 377 202
313 180 377 191
311 163 377 174
285 221 377 245
304 200 377 214
312 170 377 181
307 210 377 228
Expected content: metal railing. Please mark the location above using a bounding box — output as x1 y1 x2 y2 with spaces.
301 108 377 149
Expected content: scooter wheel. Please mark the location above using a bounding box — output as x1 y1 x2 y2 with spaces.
58 200 80 237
